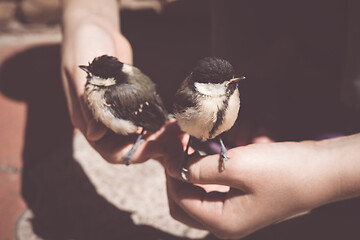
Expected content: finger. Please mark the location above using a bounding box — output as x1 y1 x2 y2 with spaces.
129 138 168 164
252 136 274 144
153 119 192 152
92 131 138 164
166 148 247 188
166 185 207 230
92 126 181 164
86 118 108 141
132 128 185 164
72 64 108 142
89 120 180 164
93 117 186 164
79 94 102 139
168 177 261 239
63 66 104 141
132 120 186 164
62 68 87 133
167 177 229 230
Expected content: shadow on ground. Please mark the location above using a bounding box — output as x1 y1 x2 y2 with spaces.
0 44 198 240
0 1 212 238
1 45 360 240
1 0 360 239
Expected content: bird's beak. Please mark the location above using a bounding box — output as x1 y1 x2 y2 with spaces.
226 76 246 86
79 65 91 75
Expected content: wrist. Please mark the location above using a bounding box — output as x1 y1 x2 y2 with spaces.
282 140 346 212
276 140 336 212
319 134 360 202
298 134 360 212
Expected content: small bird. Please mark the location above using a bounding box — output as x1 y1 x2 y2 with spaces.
173 57 245 180
79 55 167 165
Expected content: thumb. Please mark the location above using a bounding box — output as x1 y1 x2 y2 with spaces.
166 147 244 188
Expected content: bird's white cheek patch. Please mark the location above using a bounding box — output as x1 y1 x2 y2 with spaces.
194 82 226 96
88 76 116 87
122 64 134 75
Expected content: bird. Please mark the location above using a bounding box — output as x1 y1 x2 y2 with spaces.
79 55 168 165
173 57 245 180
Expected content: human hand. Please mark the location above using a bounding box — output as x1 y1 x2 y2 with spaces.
165 140 344 239
61 0 176 164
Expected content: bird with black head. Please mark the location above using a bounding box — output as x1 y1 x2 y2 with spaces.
80 55 168 165
173 57 245 180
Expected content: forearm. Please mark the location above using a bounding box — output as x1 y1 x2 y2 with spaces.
62 0 120 31
322 133 360 201
295 133 360 211
164 132 360 238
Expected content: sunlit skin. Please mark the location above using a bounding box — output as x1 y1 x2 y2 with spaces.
61 0 172 164
61 1 360 239
163 134 360 239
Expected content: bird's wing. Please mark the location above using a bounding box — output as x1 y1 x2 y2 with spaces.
104 84 167 132
173 83 197 114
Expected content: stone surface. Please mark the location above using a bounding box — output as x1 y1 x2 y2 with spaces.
0 3 207 239
15 133 209 239
0 2 16 24
0 42 28 240
0 93 26 169
0 171 27 240
73 133 206 238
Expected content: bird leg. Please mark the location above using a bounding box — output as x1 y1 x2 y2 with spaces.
181 135 192 181
123 128 145 166
218 136 228 171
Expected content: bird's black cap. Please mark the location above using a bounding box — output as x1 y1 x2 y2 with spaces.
191 57 235 84
79 55 126 80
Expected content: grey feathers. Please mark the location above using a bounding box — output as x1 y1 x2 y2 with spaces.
104 82 167 132
81 55 167 134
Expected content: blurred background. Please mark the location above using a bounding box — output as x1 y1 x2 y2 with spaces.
1 0 360 240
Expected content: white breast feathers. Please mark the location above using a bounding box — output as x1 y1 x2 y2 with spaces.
175 82 240 141
84 84 138 135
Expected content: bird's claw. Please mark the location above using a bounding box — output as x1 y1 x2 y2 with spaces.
122 152 133 166
122 137 145 166
220 153 229 171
